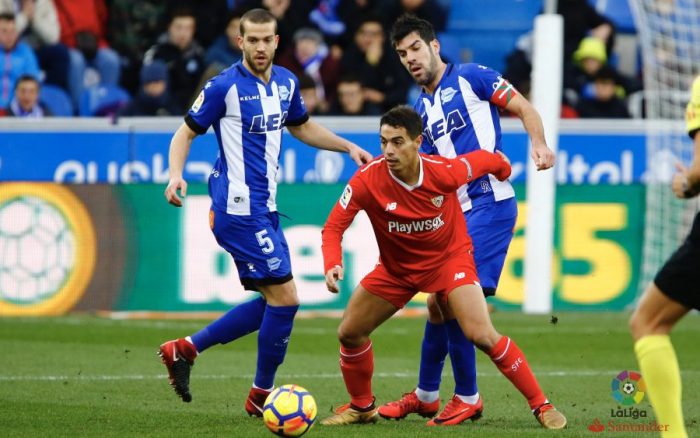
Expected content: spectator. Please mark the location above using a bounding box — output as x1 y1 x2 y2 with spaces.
375 0 448 34
277 27 340 104
6 74 49 116
0 0 70 92
329 74 381 116
144 8 204 112
298 72 326 115
0 12 39 108
575 66 630 118
106 0 168 95
54 0 121 108
340 16 412 111
504 0 616 98
118 61 180 116
565 36 641 100
204 10 242 73
167 0 229 49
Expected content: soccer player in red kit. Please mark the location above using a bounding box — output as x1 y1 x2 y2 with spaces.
319 106 566 429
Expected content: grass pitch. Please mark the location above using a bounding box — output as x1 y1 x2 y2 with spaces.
1 312 698 437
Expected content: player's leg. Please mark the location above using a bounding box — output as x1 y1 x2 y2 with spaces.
323 268 409 426
445 283 566 429
630 283 689 438
379 294 445 420
629 222 700 438
441 199 517 415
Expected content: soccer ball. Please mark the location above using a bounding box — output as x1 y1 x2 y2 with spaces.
262 384 317 437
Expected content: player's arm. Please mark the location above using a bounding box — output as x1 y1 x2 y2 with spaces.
504 93 554 171
321 179 365 293
450 150 512 188
672 131 700 198
287 119 373 165
165 123 198 207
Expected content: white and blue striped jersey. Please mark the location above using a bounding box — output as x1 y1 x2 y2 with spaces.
185 62 309 216
415 63 516 211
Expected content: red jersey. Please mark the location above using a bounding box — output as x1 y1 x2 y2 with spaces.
322 150 510 277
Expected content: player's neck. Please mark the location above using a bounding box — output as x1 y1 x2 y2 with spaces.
390 158 421 186
424 62 447 95
242 59 272 83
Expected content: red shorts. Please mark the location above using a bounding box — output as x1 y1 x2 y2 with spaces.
359 254 479 308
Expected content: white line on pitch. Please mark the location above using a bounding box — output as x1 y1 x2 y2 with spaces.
4 369 697 382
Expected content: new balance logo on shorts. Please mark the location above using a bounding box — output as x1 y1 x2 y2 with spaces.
454 272 465 280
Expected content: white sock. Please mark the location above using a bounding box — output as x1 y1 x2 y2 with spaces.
184 336 199 355
455 392 480 404
415 388 439 403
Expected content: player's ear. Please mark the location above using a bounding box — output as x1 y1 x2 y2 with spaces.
236 34 244 50
431 39 440 56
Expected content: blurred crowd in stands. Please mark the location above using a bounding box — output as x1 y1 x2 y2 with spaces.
0 0 645 119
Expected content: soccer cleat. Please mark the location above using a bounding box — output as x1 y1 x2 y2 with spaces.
158 338 197 403
320 402 379 425
427 395 483 426
534 403 567 429
245 387 271 417
378 391 440 420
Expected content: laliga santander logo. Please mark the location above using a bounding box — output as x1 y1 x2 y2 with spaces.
611 370 646 405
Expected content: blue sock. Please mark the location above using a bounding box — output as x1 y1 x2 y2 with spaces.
417 321 449 392
445 319 478 396
254 304 299 389
190 297 267 353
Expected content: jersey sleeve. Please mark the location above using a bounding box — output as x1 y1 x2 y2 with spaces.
686 76 700 138
436 150 511 192
285 75 309 127
458 63 518 109
321 175 367 272
184 76 228 135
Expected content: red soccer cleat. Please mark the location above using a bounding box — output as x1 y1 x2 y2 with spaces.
245 386 272 417
427 395 483 426
158 338 197 402
378 391 440 420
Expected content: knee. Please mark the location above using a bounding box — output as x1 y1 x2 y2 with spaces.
629 308 651 341
337 324 367 348
467 326 500 352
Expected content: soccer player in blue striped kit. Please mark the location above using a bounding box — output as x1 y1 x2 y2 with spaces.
157 8 372 415
379 15 562 428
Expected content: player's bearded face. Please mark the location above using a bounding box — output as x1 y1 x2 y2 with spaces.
239 21 278 75
395 34 439 86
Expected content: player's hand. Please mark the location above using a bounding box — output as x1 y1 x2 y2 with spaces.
531 142 555 170
165 177 188 207
494 150 512 181
348 144 373 165
672 162 692 198
325 265 344 293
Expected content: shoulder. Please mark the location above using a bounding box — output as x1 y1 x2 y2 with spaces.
273 65 299 83
456 62 497 79
359 156 386 176
420 154 450 168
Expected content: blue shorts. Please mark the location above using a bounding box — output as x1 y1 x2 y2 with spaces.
464 197 517 296
209 209 293 291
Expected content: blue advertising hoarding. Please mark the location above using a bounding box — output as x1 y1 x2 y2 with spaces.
0 118 647 184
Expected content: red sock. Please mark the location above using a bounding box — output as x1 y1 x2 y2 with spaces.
488 336 547 410
339 341 374 409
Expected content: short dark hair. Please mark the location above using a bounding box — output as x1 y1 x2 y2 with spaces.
390 14 436 47
298 73 316 90
338 73 361 85
15 74 39 90
594 65 617 83
240 8 277 36
0 12 15 22
169 7 195 24
380 105 423 139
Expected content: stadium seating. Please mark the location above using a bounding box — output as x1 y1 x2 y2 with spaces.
588 0 636 34
445 0 542 72
39 84 73 116
79 84 131 117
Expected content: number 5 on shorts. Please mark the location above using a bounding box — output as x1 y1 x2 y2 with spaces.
256 229 275 254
